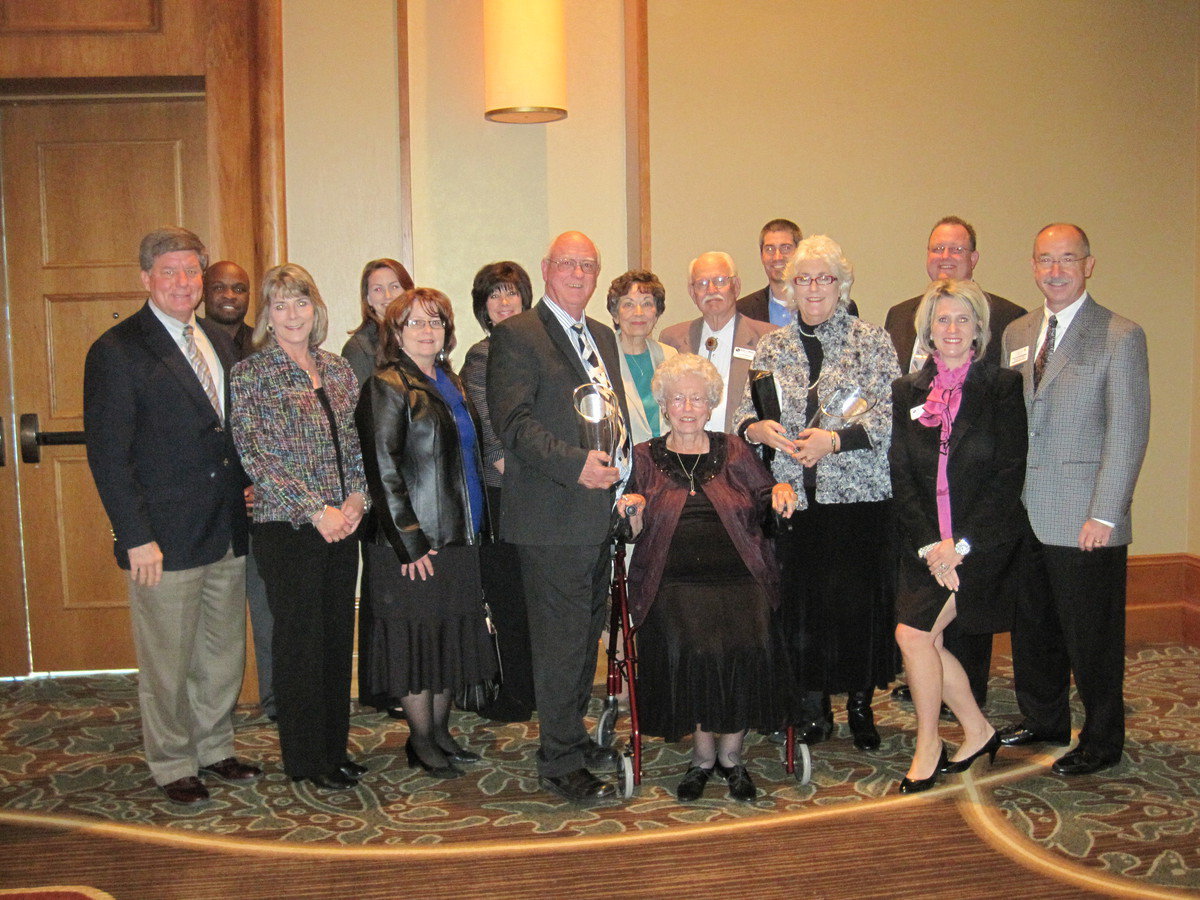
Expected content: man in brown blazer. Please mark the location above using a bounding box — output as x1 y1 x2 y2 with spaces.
660 251 776 432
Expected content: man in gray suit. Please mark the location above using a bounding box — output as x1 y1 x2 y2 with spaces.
998 223 1149 776
660 251 776 432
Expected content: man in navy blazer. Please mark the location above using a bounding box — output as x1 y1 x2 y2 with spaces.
84 227 258 805
998 223 1149 776
884 216 1026 710
488 230 629 803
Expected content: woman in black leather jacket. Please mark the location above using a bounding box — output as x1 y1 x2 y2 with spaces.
355 287 496 778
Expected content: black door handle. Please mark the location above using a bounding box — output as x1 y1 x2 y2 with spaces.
19 413 86 464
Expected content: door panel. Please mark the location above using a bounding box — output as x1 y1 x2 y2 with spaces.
1 97 208 671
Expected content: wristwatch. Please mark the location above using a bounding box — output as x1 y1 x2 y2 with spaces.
954 538 971 557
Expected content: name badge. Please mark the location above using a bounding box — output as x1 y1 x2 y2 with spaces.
733 346 756 361
1009 346 1029 367
910 404 925 420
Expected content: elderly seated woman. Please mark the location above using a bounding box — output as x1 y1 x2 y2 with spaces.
619 354 796 802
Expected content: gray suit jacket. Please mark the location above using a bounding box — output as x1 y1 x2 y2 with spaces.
1001 295 1149 547
658 313 777 432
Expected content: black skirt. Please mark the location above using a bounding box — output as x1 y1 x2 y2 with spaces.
365 542 497 699
777 491 896 694
635 488 795 740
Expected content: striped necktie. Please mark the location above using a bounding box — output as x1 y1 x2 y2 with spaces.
1033 315 1057 390
183 324 222 416
572 323 630 471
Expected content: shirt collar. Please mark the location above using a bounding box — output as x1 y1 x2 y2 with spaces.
148 299 196 339
1044 291 1088 336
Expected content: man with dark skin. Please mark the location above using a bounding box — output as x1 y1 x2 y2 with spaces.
203 260 274 722
203 261 254 359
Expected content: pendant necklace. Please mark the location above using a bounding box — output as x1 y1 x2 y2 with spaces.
672 447 704 495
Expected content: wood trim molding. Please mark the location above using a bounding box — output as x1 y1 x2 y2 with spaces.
623 0 649 269
1126 553 1200 645
255 0 287 271
394 0 414 275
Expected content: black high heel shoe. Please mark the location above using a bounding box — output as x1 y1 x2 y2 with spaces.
939 730 1000 774
405 741 464 779
898 744 947 794
339 758 367 780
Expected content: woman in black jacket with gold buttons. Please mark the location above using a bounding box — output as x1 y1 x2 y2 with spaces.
355 287 496 778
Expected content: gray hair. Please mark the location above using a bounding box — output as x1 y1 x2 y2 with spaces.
780 235 854 308
139 226 208 271
688 251 737 282
914 279 991 358
651 353 724 409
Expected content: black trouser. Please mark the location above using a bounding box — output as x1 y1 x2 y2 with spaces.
1011 538 1128 759
942 621 993 705
255 522 359 777
517 543 610 778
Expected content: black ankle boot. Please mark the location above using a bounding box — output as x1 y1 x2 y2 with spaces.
847 691 881 751
796 692 834 745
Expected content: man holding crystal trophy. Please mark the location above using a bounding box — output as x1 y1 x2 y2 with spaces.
735 235 902 754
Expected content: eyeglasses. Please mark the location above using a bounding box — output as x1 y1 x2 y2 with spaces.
791 274 837 286
762 243 796 257
1034 254 1089 269
667 394 711 408
691 275 733 290
549 257 600 275
406 318 446 330
929 244 971 257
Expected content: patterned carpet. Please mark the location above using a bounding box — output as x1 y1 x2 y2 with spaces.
1 646 1197 892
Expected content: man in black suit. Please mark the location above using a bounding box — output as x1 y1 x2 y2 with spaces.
884 215 1026 709
488 230 629 803
85 228 259 806
202 260 274 722
736 218 803 327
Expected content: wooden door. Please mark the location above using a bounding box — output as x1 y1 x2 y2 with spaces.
0 97 208 672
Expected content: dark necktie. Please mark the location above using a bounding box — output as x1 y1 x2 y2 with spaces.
183 324 222 415
1033 315 1057 389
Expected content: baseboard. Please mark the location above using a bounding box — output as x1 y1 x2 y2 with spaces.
1126 553 1200 645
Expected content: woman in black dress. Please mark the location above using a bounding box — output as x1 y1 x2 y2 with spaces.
889 279 1029 792
355 287 496 778
342 258 414 717
619 354 797 802
458 261 536 721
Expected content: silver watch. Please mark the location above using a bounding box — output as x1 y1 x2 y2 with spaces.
954 538 971 557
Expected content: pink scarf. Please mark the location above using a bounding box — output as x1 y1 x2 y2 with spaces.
917 352 973 540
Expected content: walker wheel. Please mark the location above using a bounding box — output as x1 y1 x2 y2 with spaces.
594 701 619 749
794 741 812 785
619 751 636 798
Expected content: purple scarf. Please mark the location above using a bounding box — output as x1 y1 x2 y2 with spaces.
917 352 973 540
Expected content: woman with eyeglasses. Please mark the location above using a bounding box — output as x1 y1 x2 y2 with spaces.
619 353 797 802
458 261 537 722
355 288 496 778
735 235 901 754
606 270 678 445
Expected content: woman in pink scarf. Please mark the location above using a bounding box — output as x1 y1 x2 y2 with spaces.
889 280 1031 793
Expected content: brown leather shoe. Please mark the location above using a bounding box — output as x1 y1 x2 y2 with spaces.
200 756 262 783
161 776 210 805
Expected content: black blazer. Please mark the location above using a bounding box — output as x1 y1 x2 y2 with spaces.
84 302 249 570
889 359 1028 557
356 354 487 563
486 299 630 546
885 291 1026 371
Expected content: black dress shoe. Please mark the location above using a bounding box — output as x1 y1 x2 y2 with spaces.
584 741 620 771
292 771 358 790
715 761 757 802
891 683 912 702
997 723 1070 747
338 759 367 780
386 706 406 720
898 744 948 794
940 730 1001 774
539 768 616 803
847 692 881 751
160 776 210 805
440 742 482 764
1051 748 1120 776
405 741 463 779
675 765 714 801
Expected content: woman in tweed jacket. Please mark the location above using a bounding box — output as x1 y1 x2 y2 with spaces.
231 264 370 793
735 235 901 752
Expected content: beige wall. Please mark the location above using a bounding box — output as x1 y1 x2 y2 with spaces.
648 0 1198 555
282 0 1198 555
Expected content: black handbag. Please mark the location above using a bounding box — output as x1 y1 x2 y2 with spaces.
454 600 504 712
749 369 781 465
